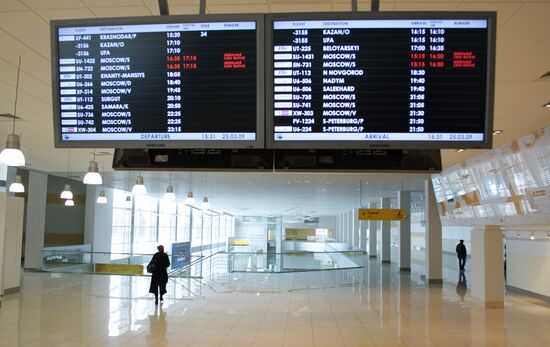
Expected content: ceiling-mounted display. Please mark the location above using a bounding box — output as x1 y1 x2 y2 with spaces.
51 14 264 149
266 12 496 149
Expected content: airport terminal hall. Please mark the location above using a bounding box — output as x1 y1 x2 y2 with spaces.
2 0 550 346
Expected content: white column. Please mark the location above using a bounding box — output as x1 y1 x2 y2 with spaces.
343 211 347 244
23 171 48 270
360 220 368 252
353 209 359 248
471 225 504 308
84 185 97 246
340 214 344 242
381 198 391 264
346 211 353 245
425 179 442 284
91 188 114 254
339 214 344 242
368 202 378 258
0 195 25 294
398 190 411 272
340 213 345 243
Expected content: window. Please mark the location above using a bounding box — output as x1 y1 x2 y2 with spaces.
111 189 132 260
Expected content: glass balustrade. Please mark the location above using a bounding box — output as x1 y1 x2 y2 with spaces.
41 248 364 277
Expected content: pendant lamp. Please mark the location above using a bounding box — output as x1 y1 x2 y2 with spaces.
185 172 195 204
60 149 73 200
163 172 175 201
83 150 102 185
8 175 25 193
96 161 108 204
132 174 147 195
201 172 209 209
0 57 26 167
97 191 107 204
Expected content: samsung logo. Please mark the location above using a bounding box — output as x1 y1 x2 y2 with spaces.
368 143 390 148
146 143 166 148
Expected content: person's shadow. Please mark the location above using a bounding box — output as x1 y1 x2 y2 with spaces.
456 271 467 301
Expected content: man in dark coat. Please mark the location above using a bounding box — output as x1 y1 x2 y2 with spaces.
456 239 467 272
149 245 170 305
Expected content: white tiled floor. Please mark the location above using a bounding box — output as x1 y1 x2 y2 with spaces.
1 258 550 347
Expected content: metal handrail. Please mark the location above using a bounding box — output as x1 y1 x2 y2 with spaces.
169 250 225 277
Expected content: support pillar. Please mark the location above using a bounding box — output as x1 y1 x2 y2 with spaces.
353 208 359 248
23 172 48 270
398 190 411 272
84 185 97 246
347 210 353 245
425 179 442 284
360 220 368 252
471 225 504 308
335 215 339 242
381 198 391 264
368 202 378 258
339 214 344 242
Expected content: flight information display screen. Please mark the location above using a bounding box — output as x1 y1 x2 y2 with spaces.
267 13 495 149
51 15 263 148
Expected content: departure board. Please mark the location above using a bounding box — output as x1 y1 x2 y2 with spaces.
267 13 496 149
51 15 264 148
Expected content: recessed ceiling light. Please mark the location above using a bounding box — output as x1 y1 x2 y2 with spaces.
492 130 503 135
456 149 465 153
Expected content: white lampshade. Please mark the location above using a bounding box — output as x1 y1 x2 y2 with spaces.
83 161 102 185
8 175 24 193
0 134 25 167
164 184 176 201
185 191 195 205
132 175 147 195
60 184 73 200
65 199 74 207
201 196 210 210
96 191 107 204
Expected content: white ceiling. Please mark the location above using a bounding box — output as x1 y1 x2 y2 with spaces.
1 0 549 216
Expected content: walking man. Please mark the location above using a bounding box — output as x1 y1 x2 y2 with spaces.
456 239 467 272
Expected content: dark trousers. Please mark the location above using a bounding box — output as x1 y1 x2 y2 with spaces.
458 257 466 271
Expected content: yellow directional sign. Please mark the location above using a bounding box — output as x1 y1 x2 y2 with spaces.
95 263 144 275
358 208 406 221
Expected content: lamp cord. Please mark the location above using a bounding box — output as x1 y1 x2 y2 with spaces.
13 56 22 133
66 149 71 185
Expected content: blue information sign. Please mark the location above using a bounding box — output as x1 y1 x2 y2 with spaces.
171 242 191 269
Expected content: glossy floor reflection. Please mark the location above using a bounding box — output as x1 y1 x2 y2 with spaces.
1 258 550 347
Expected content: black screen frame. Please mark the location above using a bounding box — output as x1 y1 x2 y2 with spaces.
265 11 496 150
51 14 265 149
